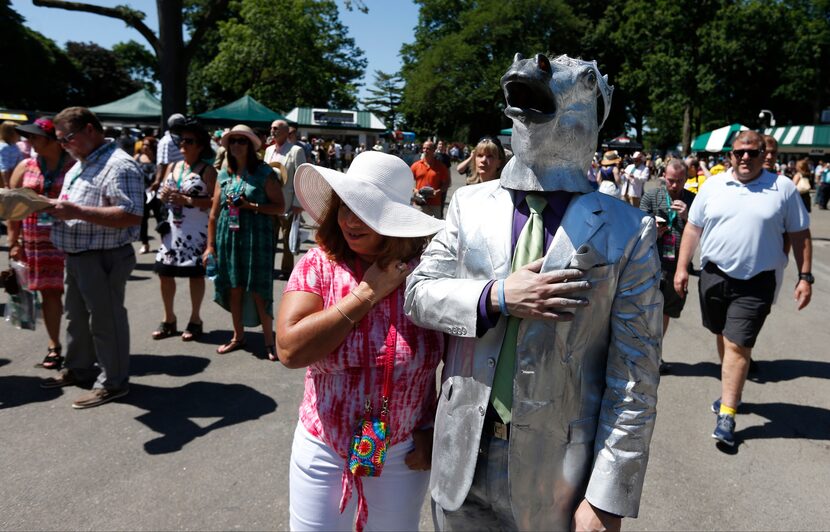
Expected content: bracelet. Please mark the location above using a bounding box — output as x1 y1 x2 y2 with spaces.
350 289 376 306
251 202 258 211
334 301 356 326
497 279 510 316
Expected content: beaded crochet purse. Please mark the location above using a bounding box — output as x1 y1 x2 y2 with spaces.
347 291 397 477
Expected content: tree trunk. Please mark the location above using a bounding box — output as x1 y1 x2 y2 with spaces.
157 0 186 130
682 102 692 156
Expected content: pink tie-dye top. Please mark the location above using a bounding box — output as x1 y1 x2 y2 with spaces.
284 247 444 457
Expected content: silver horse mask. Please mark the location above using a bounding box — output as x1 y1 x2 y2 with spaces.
499 53 613 192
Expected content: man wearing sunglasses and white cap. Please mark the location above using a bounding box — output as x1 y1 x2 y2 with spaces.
674 130 812 448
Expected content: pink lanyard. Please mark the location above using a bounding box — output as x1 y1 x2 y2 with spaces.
340 260 399 532
353 259 397 417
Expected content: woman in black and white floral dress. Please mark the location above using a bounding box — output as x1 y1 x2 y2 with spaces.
152 119 217 341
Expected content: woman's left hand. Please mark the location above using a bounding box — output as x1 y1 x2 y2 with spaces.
404 428 433 471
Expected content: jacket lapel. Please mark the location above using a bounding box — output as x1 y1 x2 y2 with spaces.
486 185 516 277
541 193 605 271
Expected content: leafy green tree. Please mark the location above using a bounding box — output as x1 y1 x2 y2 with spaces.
776 0 830 124
399 0 586 142
65 41 142 105
0 0 79 110
33 0 231 122
112 40 159 94
362 70 404 129
198 0 367 112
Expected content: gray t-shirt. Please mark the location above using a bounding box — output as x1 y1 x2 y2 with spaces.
688 169 809 280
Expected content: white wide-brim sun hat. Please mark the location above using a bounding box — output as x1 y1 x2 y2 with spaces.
294 151 445 238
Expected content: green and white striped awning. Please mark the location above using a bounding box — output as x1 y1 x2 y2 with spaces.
691 123 748 153
764 125 830 155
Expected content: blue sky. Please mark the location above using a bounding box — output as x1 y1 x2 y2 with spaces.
11 0 419 103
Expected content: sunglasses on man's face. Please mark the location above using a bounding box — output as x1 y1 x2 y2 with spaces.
56 129 81 145
732 149 763 159
228 137 249 146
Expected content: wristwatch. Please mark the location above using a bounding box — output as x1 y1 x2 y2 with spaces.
798 272 815 284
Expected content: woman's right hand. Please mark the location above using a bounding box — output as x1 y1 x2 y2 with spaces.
359 260 413 302
158 183 171 202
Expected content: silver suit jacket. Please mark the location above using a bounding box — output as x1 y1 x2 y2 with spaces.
404 180 662 530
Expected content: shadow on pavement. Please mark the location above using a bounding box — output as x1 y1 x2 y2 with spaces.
130 354 210 377
738 402 830 442
0 357 9 369
125 381 277 455
132 262 156 272
128 273 151 281
195 329 272 361
663 359 830 383
0 375 63 408
746 359 830 383
659 361 720 379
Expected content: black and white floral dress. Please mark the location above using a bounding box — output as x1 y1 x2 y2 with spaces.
153 162 210 277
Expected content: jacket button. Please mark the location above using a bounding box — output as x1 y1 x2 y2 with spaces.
461 327 467 334
488 358 495 368
478 406 485 415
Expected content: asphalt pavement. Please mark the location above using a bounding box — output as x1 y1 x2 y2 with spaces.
1 169 829 531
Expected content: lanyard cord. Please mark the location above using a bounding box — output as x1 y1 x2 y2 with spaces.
664 187 676 227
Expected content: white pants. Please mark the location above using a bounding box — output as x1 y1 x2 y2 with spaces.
289 422 429 531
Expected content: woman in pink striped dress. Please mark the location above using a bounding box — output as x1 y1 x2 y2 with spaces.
7 118 74 369
276 151 446 531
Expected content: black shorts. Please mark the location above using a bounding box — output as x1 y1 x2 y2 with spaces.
698 262 775 348
660 268 687 319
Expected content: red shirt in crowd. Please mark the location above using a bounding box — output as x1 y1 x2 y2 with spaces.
411 159 450 206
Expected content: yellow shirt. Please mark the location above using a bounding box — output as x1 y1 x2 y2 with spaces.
685 173 707 194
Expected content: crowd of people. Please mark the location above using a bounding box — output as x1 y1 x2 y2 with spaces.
0 100 820 531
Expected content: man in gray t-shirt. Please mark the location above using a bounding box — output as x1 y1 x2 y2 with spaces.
674 130 812 448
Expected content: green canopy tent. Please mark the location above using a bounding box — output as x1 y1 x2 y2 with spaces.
89 89 162 123
764 125 830 156
197 95 286 127
691 123 748 153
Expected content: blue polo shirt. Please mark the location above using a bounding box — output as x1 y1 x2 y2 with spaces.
688 169 809 280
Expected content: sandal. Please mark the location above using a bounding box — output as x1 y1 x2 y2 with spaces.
216 337 246 355
152 321 178 340
266 344 278 362
181 322 203 342
39 345 63 370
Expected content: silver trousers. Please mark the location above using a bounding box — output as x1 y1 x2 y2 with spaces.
433 434 517 531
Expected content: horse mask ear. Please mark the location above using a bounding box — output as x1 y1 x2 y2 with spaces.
596 68 613 129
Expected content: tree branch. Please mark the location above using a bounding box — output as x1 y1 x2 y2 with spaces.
32 0 160 56
183 0 230 63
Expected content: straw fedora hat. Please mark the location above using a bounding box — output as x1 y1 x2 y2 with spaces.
221 124 261 151
0 187 53 221
294 151 445 238
600 150 621 166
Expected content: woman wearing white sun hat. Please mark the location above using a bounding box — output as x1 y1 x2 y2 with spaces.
276 151 445 531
